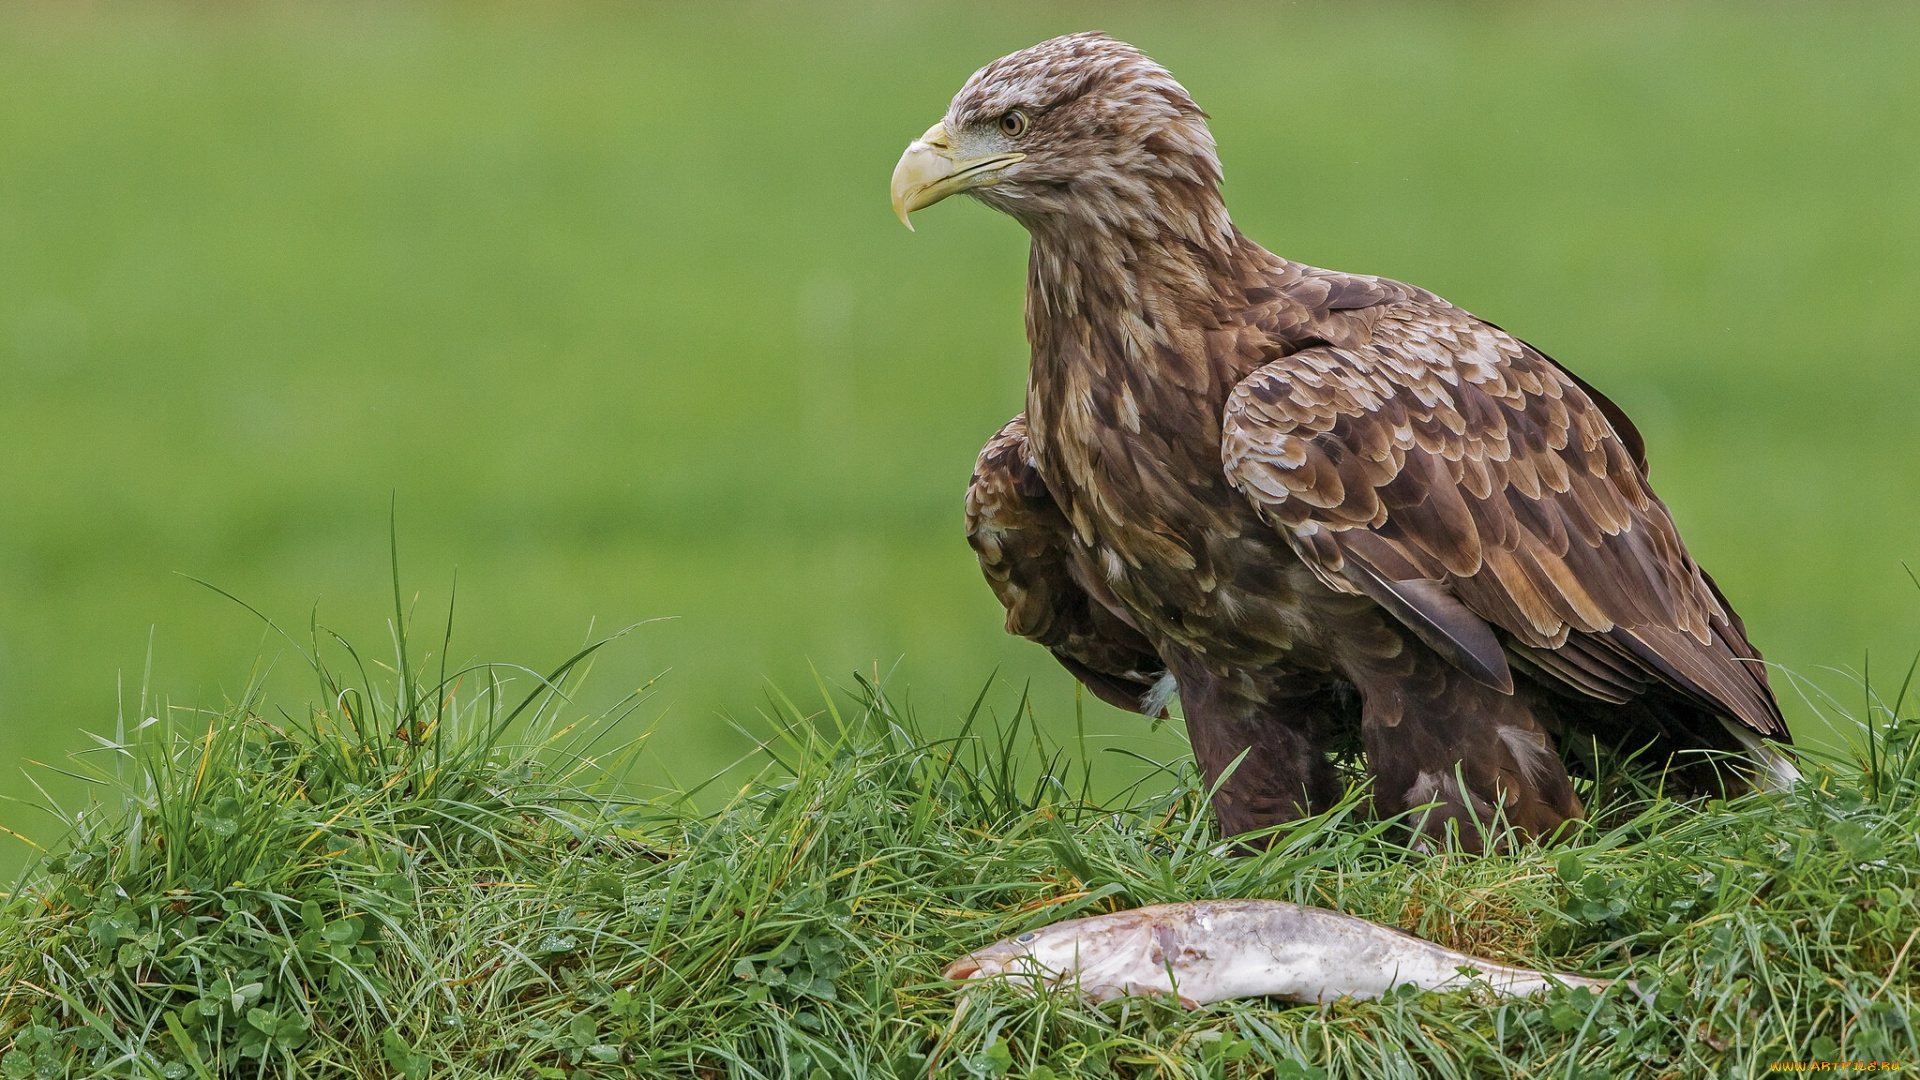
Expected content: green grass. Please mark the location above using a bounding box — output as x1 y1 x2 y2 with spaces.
3 589 1917 1078
7 1 1920 865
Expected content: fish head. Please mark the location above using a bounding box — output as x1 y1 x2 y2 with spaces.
942 909 1167 986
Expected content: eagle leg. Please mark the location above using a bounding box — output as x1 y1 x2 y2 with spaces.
1167 658 1348 845
1354 639 1584 854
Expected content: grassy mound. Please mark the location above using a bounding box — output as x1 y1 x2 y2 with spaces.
2 615 1917 1078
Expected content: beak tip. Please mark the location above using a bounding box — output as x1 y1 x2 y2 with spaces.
891 187 917 230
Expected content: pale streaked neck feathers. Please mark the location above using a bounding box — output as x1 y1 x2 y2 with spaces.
944 33 1245 357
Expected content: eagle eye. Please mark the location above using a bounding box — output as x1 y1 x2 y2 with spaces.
998 111 1030 138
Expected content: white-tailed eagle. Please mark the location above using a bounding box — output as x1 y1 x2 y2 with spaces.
892 33 1793 850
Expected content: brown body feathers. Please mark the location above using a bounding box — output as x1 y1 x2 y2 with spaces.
902 33 1789 850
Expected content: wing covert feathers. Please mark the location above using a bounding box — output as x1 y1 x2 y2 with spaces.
1220 303 1785 737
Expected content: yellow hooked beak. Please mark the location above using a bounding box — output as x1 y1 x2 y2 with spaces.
890 121 1026 230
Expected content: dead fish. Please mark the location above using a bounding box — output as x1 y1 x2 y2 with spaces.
943 899 1611 1008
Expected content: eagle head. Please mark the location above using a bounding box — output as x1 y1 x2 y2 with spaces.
891 32 1228 244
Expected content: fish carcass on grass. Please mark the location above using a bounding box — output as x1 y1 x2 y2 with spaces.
943 899 1611 1008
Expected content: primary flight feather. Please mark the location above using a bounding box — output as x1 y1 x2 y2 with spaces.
893 33 1792 850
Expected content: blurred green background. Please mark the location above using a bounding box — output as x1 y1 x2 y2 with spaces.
4 2 1919 862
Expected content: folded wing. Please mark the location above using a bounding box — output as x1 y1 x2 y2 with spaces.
1220 302 1784 737
968 416 1171 715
